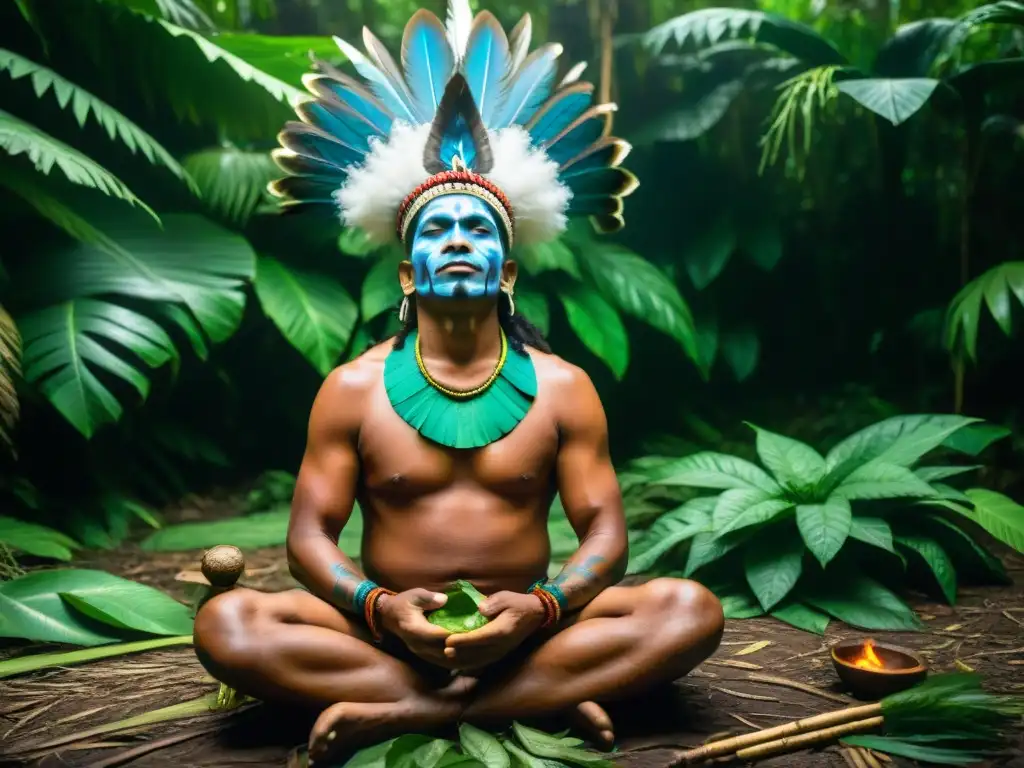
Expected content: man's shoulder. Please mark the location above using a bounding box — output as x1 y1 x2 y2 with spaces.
318 341 391 402
527 347 597 397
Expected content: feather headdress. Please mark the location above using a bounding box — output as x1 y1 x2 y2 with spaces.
269 0 638 249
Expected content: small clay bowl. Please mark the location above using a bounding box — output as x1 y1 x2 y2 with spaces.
831 639 928 700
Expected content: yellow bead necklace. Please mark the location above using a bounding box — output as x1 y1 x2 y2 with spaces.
414 329 508 400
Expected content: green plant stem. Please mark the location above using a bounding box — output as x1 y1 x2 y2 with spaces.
0 634 193 679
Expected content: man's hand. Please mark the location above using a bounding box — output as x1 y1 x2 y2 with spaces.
443 591 546 671
378 589 455 668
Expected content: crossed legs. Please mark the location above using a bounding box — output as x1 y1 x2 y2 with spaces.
194 578 724 760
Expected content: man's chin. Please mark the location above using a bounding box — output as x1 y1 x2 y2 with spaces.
417 290 499 313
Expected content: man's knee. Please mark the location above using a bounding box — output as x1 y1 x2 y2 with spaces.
640 577 725 646
194 588 264 673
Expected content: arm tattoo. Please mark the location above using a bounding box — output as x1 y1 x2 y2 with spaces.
330 563 360 605
552 555 606 595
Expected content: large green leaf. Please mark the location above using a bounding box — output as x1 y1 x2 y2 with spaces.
633 80 744 145
642 8 847 66
796 496 852 567
361 251 403 321
809 574 924 631
557 284 629 379
824 415 979 486
0 516 80 561
25 212 256 344
514 290 549 336
944 262 1024 361
685 214 736 290
18 299 178 437
511 722 614 767
183 147 277 225
653 452 781 492
923 514 1009 584
209 33 341 86
835 78 940 125
744 528 803 611
0 49 192 188
720 329 760 382
0 569 192 645
684 529 750 576
459 724 509 768
895 535 958 604
748 423 826 487
714 491 792 536
841 735 985 766
848 517 898 555
770 602 830 634
576 243 701 372
963 489 1024 552
873 19 959 77
518 239 580 278
255 256 357 376
627 498 714 574
941 423 1011 456
833 461 937 501
0 304 19 450
0 110 154 218
428 580 489 634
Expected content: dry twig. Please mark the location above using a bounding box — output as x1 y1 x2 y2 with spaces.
745 674 854 705
711 686 778 702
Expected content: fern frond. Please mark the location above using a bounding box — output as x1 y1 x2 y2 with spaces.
0 304 21 453
0 110 158 221
758 65 841 178
0 49 195 192
182 147 277 225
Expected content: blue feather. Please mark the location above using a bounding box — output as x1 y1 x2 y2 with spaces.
544 105 614 166
526 84 593 145
305 70 393 136
463 12 511 126
493 43 562 128
402 11 454 120
568 195 623 216
333 35 418 124
563 167 638 198
278 123 365 170
558 138 631 178
298 102 376 154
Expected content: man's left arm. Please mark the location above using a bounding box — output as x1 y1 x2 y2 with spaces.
543 366 628 612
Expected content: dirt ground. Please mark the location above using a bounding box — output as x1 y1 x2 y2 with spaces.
2 535 1023 768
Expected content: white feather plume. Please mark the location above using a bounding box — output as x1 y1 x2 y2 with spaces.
446 0 473 59
335 123 571 247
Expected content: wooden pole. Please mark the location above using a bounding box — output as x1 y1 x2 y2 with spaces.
735 717 885 761
671 703 881 763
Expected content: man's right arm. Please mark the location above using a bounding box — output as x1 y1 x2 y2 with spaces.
286 365 367 614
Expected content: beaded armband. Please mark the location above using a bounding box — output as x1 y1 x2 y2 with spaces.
353 580 395 642
530 580 568 629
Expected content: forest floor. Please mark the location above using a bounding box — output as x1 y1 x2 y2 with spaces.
2 495 1023 768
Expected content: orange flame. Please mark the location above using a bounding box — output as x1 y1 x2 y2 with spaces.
850 639 885 670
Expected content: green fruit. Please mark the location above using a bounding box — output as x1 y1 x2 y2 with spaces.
427 579 490 634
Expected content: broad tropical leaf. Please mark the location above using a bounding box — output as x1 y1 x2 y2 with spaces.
720 329 760 382
835 78 940 125
633 80 744 145
718 589 764 619
895 535 957 604
518 239 580 278
748 423 826 487
514 290 549 336
0 304 19 450
254 257 358 376
653 452 781 492
183 147 277 225
942 423 1011 456
210 33 343 87
684 529 751 576
23 212 256 344
924 514 1009 584
964 489 1024 552
459 723 509 768
576 243 701 373
848 517 898 556
0 49 192 188
18 299 178 437
642 8 846 66
944 262 1024 361
771 602 830 634
628 498 714 574
714 491 792 536
873 19 960 77
558 284 629 379
809 574 923 631
833 461 937 500
0 110 155 219
361 250 404 321
744 527 804 611
796 496 852 567
0 516 80 561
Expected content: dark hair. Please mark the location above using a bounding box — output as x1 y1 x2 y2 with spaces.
390 292 551 355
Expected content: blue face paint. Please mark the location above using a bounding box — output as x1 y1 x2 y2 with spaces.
408 194 505 300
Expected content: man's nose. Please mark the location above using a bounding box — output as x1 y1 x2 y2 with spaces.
441 234 472 254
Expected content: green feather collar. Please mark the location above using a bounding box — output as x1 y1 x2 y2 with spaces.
383 330 537 449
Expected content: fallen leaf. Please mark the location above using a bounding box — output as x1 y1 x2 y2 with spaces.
944 624 963 631
954 659 974 672
734 640 772 656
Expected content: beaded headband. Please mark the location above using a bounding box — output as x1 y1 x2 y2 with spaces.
397 169 515 248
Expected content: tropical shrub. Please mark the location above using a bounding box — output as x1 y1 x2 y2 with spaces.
626 414 1023 634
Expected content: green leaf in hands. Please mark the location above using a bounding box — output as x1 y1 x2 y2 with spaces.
744 527 804 611
747 423 826 488
835 78 940 125
895 535 957 604
963 489 1024 553
796 496 852 567
428 580 489 634
770 602 830 635
459 724 510 768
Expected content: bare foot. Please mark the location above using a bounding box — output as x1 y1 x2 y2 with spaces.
570 701 615 750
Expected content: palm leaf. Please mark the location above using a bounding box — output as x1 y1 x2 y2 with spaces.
944 262 1024 360
182 147 277 225
110 0 214 29
0 303 20 451
0 109 156 220
0 48 194 191
643 8 847 66
18 298 179 437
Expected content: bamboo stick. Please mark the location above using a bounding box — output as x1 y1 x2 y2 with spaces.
672 703 881 763
843 748 869 768
735 717 885 761
859 747 883 768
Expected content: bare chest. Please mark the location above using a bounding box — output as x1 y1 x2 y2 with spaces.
357 384 559 501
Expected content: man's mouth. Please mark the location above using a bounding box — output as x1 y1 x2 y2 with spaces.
436 261 481 275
